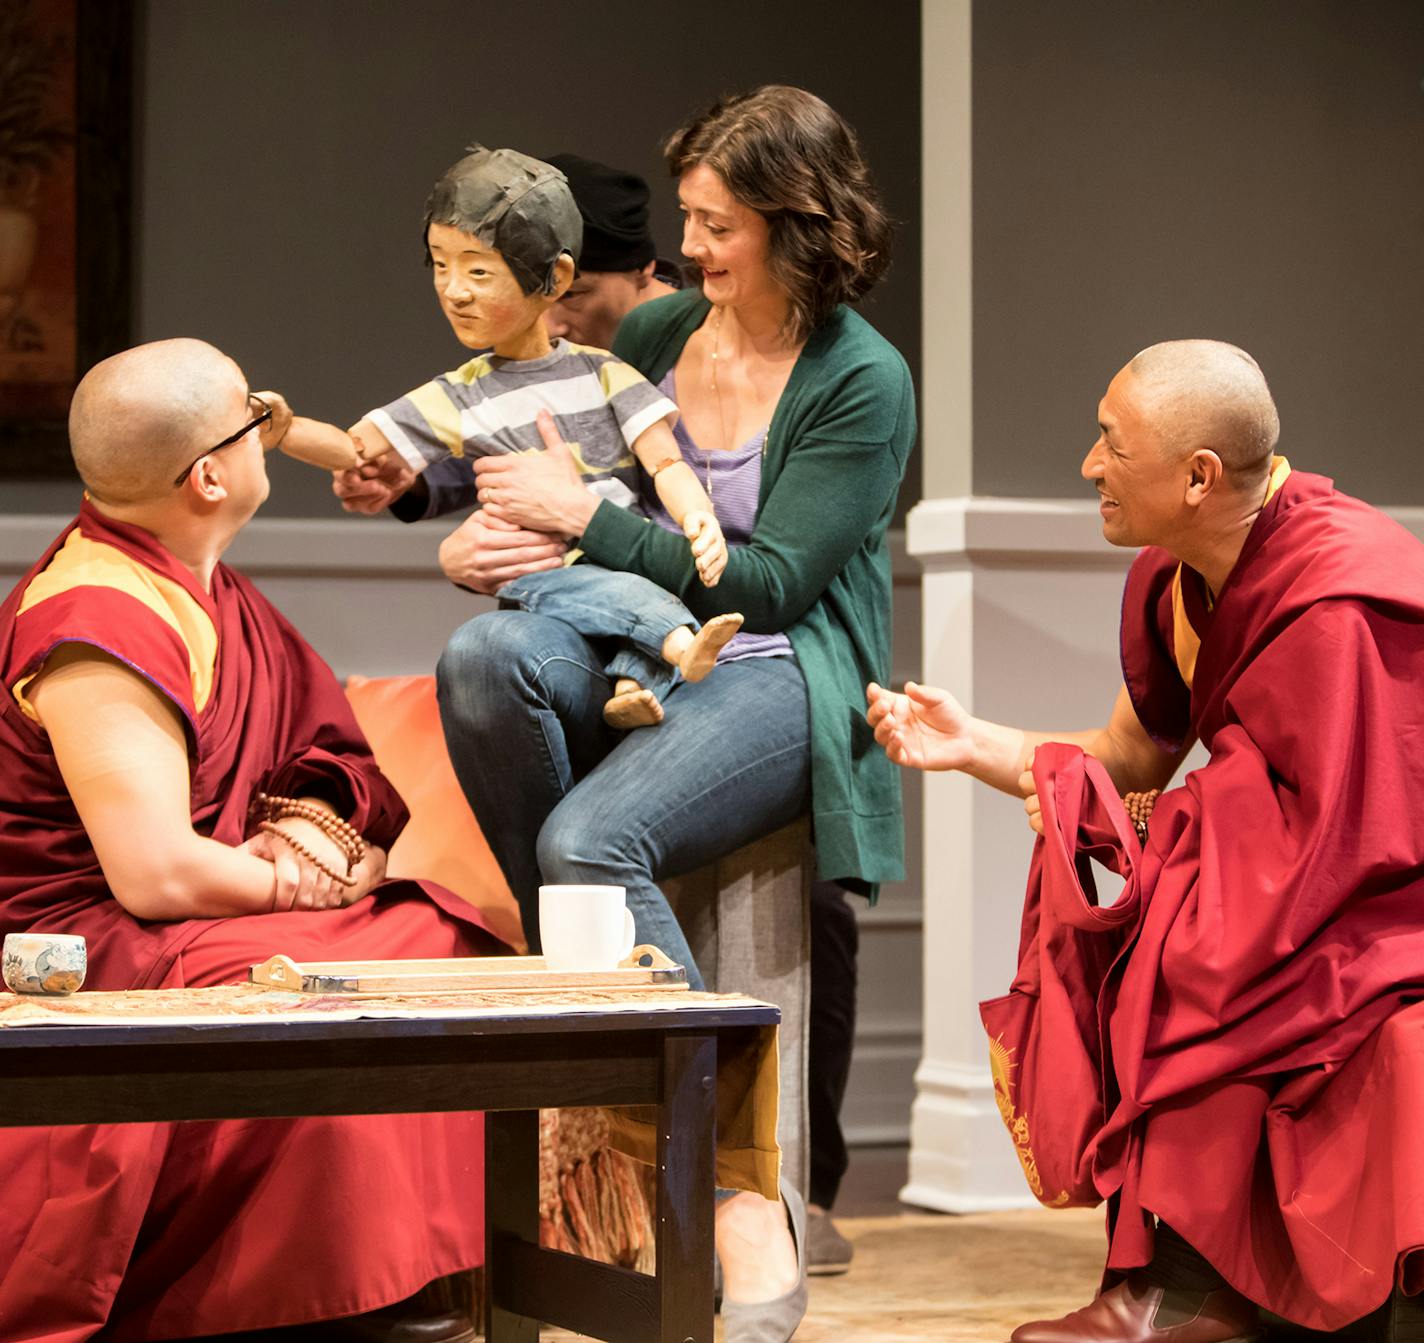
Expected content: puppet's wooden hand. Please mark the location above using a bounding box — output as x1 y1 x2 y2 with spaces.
683 509 727 586
254 390 293 452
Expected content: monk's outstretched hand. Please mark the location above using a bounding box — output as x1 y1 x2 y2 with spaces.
865 680 977 772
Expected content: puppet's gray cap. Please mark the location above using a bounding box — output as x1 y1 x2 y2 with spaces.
424 145 583 295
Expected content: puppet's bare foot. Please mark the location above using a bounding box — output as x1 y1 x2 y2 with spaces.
604 680 665 729
665 613 744 683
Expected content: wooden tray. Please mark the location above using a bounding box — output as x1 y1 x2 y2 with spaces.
249 944 688 995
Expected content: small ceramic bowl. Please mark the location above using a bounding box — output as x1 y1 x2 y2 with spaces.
2 932 87 996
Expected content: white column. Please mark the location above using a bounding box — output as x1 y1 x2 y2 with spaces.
920 0 973 503
903 498 1135 1211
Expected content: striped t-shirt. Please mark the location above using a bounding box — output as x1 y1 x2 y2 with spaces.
368 340 677 511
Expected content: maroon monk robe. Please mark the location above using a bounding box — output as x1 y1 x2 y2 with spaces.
1003 470 1424 1331
0 502 506 1341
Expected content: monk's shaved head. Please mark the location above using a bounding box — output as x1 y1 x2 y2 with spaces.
1127 340 1280 483
69 339 245 505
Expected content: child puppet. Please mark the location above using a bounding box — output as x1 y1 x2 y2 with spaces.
286 147 740 728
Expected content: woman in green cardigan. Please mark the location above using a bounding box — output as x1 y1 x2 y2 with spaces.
438 85 914 1339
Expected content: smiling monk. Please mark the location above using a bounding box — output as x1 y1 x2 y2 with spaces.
869 341 1424 1343
0 338 506 1342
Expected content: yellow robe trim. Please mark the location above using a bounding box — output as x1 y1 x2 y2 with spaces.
1169 455 1292 690
13 530 218 721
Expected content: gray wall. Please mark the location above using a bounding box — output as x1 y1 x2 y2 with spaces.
972 0 1424 502
2 0 922 517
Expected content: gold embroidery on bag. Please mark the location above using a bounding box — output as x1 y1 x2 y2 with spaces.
989 1033 1070 1207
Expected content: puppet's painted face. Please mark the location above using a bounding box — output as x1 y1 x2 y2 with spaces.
1081 369 1184 549
545 267 647 351
428 223 546 355
677 164 778 312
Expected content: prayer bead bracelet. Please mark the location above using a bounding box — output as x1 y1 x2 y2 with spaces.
257 820 358 887
1122 789 1161 845
258 804 363 873
253 792 365 853
272 802 365 869
252 792 366 872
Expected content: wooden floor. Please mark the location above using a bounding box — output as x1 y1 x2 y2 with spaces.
791 1205 1106 1342
546 1146 1112 1342
542 1146 1393 1340
543 1204 1104 1341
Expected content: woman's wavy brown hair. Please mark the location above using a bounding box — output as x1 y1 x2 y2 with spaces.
663 85 893 344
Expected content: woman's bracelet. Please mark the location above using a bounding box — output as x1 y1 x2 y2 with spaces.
252 792 367 873
258 820 358 887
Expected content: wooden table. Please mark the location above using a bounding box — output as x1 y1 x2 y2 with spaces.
0 990 780 1342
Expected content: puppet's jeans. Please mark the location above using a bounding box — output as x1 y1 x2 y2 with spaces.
436 608 809 988
497 562 697 702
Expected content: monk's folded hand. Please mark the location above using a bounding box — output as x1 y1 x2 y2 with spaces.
345 843 388 904
865 680 976 773
244 818 350 912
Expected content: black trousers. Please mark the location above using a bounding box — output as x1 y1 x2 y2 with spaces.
808 880 860 1210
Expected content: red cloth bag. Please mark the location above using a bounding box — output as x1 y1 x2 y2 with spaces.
978 744 1143 1207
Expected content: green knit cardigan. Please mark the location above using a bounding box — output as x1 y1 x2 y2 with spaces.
579 288 916 897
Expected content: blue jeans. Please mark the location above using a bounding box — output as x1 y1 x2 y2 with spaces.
436 609 810 989
498 563 698 703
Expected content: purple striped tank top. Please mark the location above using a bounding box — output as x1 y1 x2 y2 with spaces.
641 371 793 663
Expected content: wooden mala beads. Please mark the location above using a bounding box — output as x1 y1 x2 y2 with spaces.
252 791 367 886
1122 788 1161 845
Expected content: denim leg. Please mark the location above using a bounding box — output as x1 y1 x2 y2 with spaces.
603 646 675 701
534 656 810 990
436 609 618 948
499 565 694 702
498 564 697 657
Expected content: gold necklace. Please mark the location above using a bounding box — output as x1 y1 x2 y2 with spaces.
705 305 733 502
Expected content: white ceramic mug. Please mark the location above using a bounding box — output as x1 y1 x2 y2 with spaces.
538 884 636 973
3 932 87 996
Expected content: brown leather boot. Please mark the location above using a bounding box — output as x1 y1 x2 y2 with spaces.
1010 1276 1261 1342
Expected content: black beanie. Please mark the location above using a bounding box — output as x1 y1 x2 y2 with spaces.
544 153 658 273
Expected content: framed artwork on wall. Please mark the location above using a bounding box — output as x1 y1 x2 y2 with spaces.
0 0 131 481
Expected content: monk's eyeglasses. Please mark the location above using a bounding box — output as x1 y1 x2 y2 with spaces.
172 394 273 487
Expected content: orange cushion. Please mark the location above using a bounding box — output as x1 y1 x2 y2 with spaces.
345 674 525 951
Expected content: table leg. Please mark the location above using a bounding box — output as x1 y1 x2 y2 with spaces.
486 1107 540 1342
656 1032 717 1343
